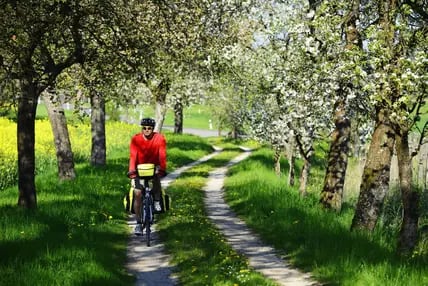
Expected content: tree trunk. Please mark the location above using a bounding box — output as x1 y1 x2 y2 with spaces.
174 100 183 134
295 134 313 196
320 0 360 211
416 143 428 188
42 89 76 180
396 130 419 255
285 141 295 186
155 102 167 132
320 97 351 211
287 152 295 186
274 147 281 176
17 80 38 208
351 0 398 231
351 107 395 231
299 157 311 197
154 79 170 133
90 89 106 166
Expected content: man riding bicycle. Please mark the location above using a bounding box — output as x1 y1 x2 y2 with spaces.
127 117 167 235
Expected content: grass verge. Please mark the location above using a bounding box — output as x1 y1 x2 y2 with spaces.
156 146 278 285
0 132 213 286
224 147 428 286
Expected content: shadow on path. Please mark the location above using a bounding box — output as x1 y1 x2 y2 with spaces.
126 147 320 286
126 150 222 286
203 150 320 286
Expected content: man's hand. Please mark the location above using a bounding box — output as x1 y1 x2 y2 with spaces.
127 170 137 179
157 169 167 178
131 178 143 190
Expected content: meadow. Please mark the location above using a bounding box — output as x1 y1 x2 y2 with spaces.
0 116 214 285
1 105 428 285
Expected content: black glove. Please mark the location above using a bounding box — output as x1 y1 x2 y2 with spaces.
157 169 167 178
132 178 143 190
127 170 137 179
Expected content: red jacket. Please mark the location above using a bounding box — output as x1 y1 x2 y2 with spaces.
128 132 167 175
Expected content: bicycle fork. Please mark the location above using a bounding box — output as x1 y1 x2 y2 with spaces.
142 184 154 246
142 188 154 225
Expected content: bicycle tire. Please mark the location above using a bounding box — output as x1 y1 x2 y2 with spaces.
145 195 152 246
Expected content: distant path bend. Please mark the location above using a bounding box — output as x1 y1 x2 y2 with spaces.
203 149 320 286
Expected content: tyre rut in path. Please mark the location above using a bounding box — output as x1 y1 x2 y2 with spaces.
203 149 320 286
126 147 320 285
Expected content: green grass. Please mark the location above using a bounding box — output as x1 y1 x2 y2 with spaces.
3 103 428 285
164 105 216 130
156 147 278 285
224 147 428 286
35 103 217 130
0 131 214 286
0 161 134 285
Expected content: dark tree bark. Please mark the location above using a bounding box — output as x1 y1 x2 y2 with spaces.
42 89 76 180
90 89 106 166
351 107 395 231
17 79 39 209
287 152 296 186
174 100 183 134
320 0 360 211
274 147 281 176
285 139 296 186
396 130 419 255
351 0 399 231
320 97 351 211
299 158 311 197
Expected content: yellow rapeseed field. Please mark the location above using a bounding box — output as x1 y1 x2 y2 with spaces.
0 117 136 189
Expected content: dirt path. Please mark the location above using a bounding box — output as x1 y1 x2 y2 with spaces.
125 150 221 286
203 150 319 286
126 148 320 286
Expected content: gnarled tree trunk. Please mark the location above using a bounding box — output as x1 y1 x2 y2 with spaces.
174 100 183 134
296 135 313 196
351 0 398 231
90 89 106 166
17 79 39 208
320 0 360 211
274 147 281 176
299 158 311 197
396 130 419 254
351 107 395 231
320 97 351 211
286 140 296 186
154 79 170 133
42 88 76 179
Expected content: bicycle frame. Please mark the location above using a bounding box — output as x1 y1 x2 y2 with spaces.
141 177 154 246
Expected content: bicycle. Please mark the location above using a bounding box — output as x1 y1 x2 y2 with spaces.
137 163 156 246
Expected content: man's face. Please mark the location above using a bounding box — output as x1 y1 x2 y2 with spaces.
142 125 154 137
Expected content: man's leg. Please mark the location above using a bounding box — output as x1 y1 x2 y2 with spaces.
152 176 162 201
133 188 143 235
152 176 162 212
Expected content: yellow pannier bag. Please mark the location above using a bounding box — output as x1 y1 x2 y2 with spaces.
137 163 155 177
123 186 170 213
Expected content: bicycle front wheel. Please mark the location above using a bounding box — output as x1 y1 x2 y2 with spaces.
145 198 152 246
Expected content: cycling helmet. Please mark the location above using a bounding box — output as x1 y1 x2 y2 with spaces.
140 117 156 127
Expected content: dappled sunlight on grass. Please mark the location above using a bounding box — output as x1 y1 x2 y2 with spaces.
156 151 277 285
0 125 215 285
224 147 428 285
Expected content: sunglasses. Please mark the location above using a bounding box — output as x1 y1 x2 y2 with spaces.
142 126 153 131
